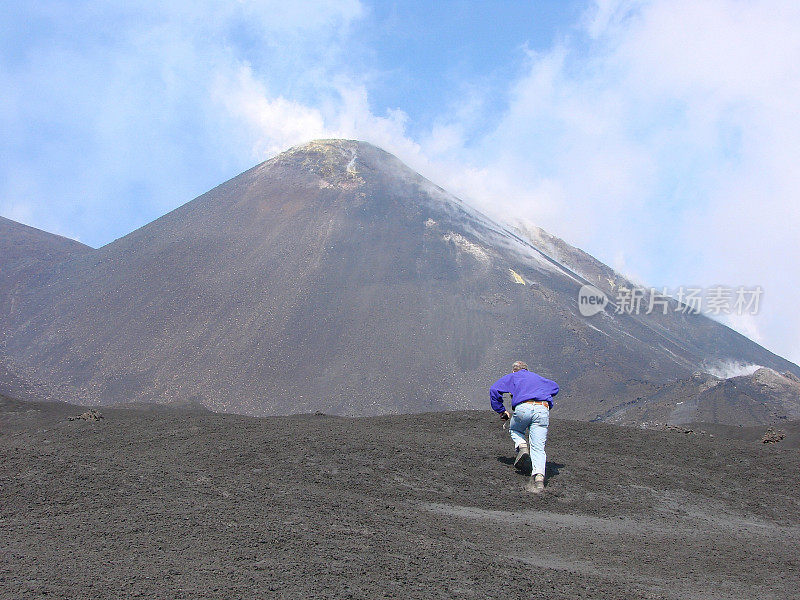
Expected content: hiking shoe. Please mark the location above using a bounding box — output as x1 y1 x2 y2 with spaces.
513 443 531 472
526 474 545 494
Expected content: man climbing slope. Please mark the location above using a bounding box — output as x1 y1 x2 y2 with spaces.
490 361 559 494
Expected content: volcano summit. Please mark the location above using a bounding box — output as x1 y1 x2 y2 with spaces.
1 140 798 421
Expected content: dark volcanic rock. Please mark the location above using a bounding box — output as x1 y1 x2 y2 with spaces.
0 218 93 400
598 367 800 427
0 216 91 272
784 371 800 384
1 400 798 599
762 427 786 444
67 409 103 422
1 140 798 420
0 216 91 311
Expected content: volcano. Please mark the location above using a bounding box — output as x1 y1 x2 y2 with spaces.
1 140 798 420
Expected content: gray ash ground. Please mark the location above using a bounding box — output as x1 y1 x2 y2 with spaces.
2 397 798 600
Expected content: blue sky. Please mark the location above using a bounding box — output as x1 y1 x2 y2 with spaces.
2 1 799 365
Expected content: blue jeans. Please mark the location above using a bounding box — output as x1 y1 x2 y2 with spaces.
508 403 549 476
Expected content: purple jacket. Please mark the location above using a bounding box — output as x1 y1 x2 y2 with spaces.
489 369 559 414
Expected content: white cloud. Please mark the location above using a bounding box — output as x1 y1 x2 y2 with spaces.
212 66 329 157
703 359 762 379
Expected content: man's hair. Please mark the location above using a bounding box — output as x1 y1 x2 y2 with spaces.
512 360 528 372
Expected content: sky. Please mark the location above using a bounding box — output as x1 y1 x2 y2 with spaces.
1 0 799 366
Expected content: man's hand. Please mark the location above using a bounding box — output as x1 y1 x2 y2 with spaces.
500 410 511 421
